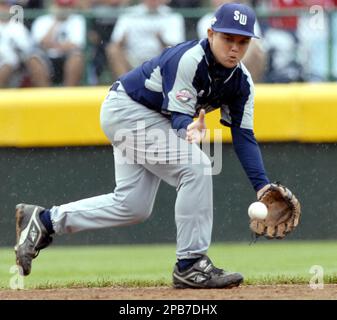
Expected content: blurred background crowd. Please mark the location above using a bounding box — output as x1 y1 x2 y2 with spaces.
1 0 337 88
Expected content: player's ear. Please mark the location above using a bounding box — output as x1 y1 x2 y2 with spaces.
207 28 214 44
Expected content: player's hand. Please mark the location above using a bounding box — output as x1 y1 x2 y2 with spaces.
186 109 206 144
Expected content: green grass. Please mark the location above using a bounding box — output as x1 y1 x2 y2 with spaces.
1 241 337 289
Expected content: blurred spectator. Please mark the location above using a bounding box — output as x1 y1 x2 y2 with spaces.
262 0 337 82
269 0 303 31
106 0 185 79
168 0 203 39
296 0 337 81
197 0 267 82
31 0 86 86
260 0 305 82
87 0 129 85
0 0 49 87
263 28 304 82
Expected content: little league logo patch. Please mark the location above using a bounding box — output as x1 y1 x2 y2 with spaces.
176 89 194 103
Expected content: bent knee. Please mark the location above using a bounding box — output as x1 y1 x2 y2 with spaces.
120 197 153 223
126 205 152 223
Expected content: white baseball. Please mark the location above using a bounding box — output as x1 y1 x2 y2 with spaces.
248 202 268 219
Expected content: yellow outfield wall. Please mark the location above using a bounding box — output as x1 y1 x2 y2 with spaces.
1 83 337 147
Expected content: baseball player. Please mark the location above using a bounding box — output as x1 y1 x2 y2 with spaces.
15 3 270 289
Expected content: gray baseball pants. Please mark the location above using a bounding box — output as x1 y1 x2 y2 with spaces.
50 83 213 259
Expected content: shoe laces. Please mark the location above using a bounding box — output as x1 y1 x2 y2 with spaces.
210 265 225 276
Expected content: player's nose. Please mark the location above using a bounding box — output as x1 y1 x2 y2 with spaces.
230 43 239 52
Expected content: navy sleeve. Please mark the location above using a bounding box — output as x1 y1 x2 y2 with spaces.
171 112 193 137
231 126 269 192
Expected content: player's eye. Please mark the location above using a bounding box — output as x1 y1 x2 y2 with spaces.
223 36 234 43
240 39 250 45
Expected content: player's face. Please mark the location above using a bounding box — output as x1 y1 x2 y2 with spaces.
208 30 251 68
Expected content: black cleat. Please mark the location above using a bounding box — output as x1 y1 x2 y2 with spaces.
14 204 53 276
173 255 244 289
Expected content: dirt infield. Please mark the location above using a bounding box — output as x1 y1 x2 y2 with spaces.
1 284 337 300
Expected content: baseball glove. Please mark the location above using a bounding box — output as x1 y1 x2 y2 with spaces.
249 183 301 239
